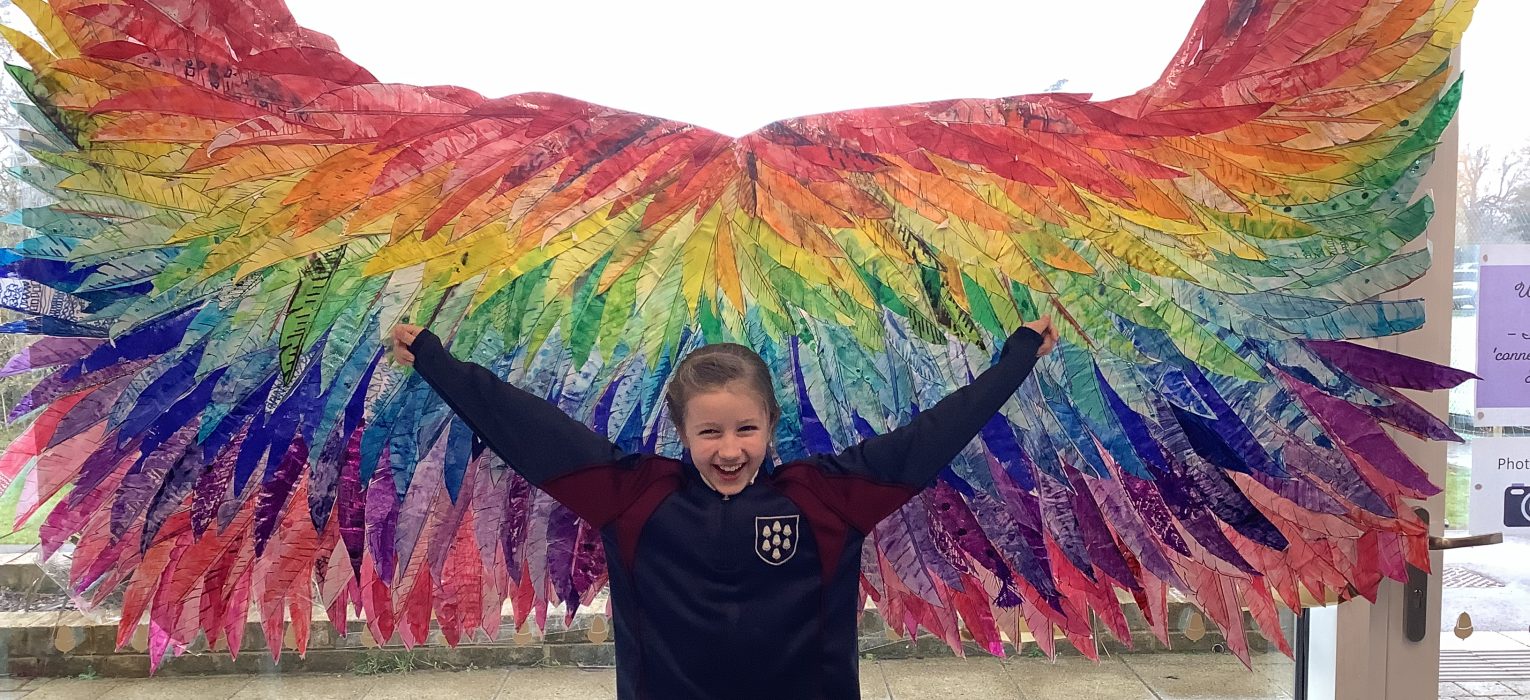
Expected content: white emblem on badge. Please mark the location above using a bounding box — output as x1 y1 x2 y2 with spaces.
755 515 799 565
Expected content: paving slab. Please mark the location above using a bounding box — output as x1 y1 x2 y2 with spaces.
1456 681 1524 697
232 673 380 700
1119 653 1293 700
6 652 1522 700
1499 632 1530 649
22 679 121 700
859 660 891 700
361 670 508 700
493 668 618 699
1440 533 1530 636
878 657 1021 699
1002 656 1156 699
96 675 252 700
1443 632 1530 651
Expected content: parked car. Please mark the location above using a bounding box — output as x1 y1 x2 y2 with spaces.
1453 264 1478 310
1453 280 1477 310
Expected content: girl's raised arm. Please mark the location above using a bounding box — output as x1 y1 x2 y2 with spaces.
792 320 1053 532
398 326 626 488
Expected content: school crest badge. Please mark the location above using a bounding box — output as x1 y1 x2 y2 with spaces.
755 516 799 565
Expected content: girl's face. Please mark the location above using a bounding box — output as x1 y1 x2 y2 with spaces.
677 383 773 497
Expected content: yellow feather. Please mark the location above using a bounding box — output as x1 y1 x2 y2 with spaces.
715 217 746 313
680 205 723 314
56 169 213 213
0 25 55 73
12 0 79 58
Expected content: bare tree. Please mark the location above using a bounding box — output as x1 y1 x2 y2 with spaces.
1457 143 1530 247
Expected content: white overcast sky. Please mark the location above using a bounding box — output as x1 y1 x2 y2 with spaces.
283 0 1526 149
0 1 1519 148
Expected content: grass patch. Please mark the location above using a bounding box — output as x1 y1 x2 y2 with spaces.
1444 462 1470 531
352 652 443 676
0 480 70 546
0 408 67 546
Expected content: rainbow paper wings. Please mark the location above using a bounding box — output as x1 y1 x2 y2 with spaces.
0 0 1476 669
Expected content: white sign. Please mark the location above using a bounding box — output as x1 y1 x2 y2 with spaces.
1474 245 1530 427
1469 438 1530 536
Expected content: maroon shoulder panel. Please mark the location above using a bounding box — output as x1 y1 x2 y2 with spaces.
772 462 919 580
540 456 684 570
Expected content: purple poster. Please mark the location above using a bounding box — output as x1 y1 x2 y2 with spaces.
1476 245 1530 426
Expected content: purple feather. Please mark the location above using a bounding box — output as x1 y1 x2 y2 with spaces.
987 454 1071 603
502 471 533 578
49 374 134 450
141 441 206 552
1359 382 1463 442
191 429 240 536
545 503 580 607
860 540 884 594
337 428 366 578
569 519 606 613
1083 471 1189 591
307 426 349 531
9 358 152 422
111 423 196 539
1279 435 1393 516
1145 460 1259 574
1307 340 1478 390
993 450 1046 533
365 458 399 584
426 456 474 580
471 459 509 573
526 490 558 621
66 435 139 510
873 504 946 605
1285 378 1438 495
252 440 307 556
1063 469 1138 590
920 488 978 579
1172 452 1290 550
1119 473 1193 556
963 490 1049 608
927 482 1011 581
392 434 446 578
1244 466 1348 516
912 501 967 592
1032 469 1093 579
0 337 103 377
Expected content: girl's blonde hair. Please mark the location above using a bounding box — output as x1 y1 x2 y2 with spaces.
664 343 781 430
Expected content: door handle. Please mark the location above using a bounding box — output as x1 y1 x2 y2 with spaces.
1401 507 1499 638
1404 508 1505 642
1429 533 1504 550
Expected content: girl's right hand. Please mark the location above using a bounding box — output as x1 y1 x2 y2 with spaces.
391 324 423 366
1021 315 1058 357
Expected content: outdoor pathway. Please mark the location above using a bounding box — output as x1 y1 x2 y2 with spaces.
0 648 1525 698
0 652 1306 700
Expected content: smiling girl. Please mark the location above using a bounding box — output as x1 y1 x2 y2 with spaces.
391 319 1056 699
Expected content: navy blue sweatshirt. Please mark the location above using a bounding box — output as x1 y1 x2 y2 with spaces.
409 328 1044 699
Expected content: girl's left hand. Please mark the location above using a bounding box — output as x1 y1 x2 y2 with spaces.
391 324 423 366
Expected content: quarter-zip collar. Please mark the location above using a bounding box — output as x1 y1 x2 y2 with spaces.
682 455 762 500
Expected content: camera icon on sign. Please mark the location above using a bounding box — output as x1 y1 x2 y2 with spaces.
1506 484 1530 528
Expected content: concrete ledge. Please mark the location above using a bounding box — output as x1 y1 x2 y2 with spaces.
0 597 1280 678
0 553 60 595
